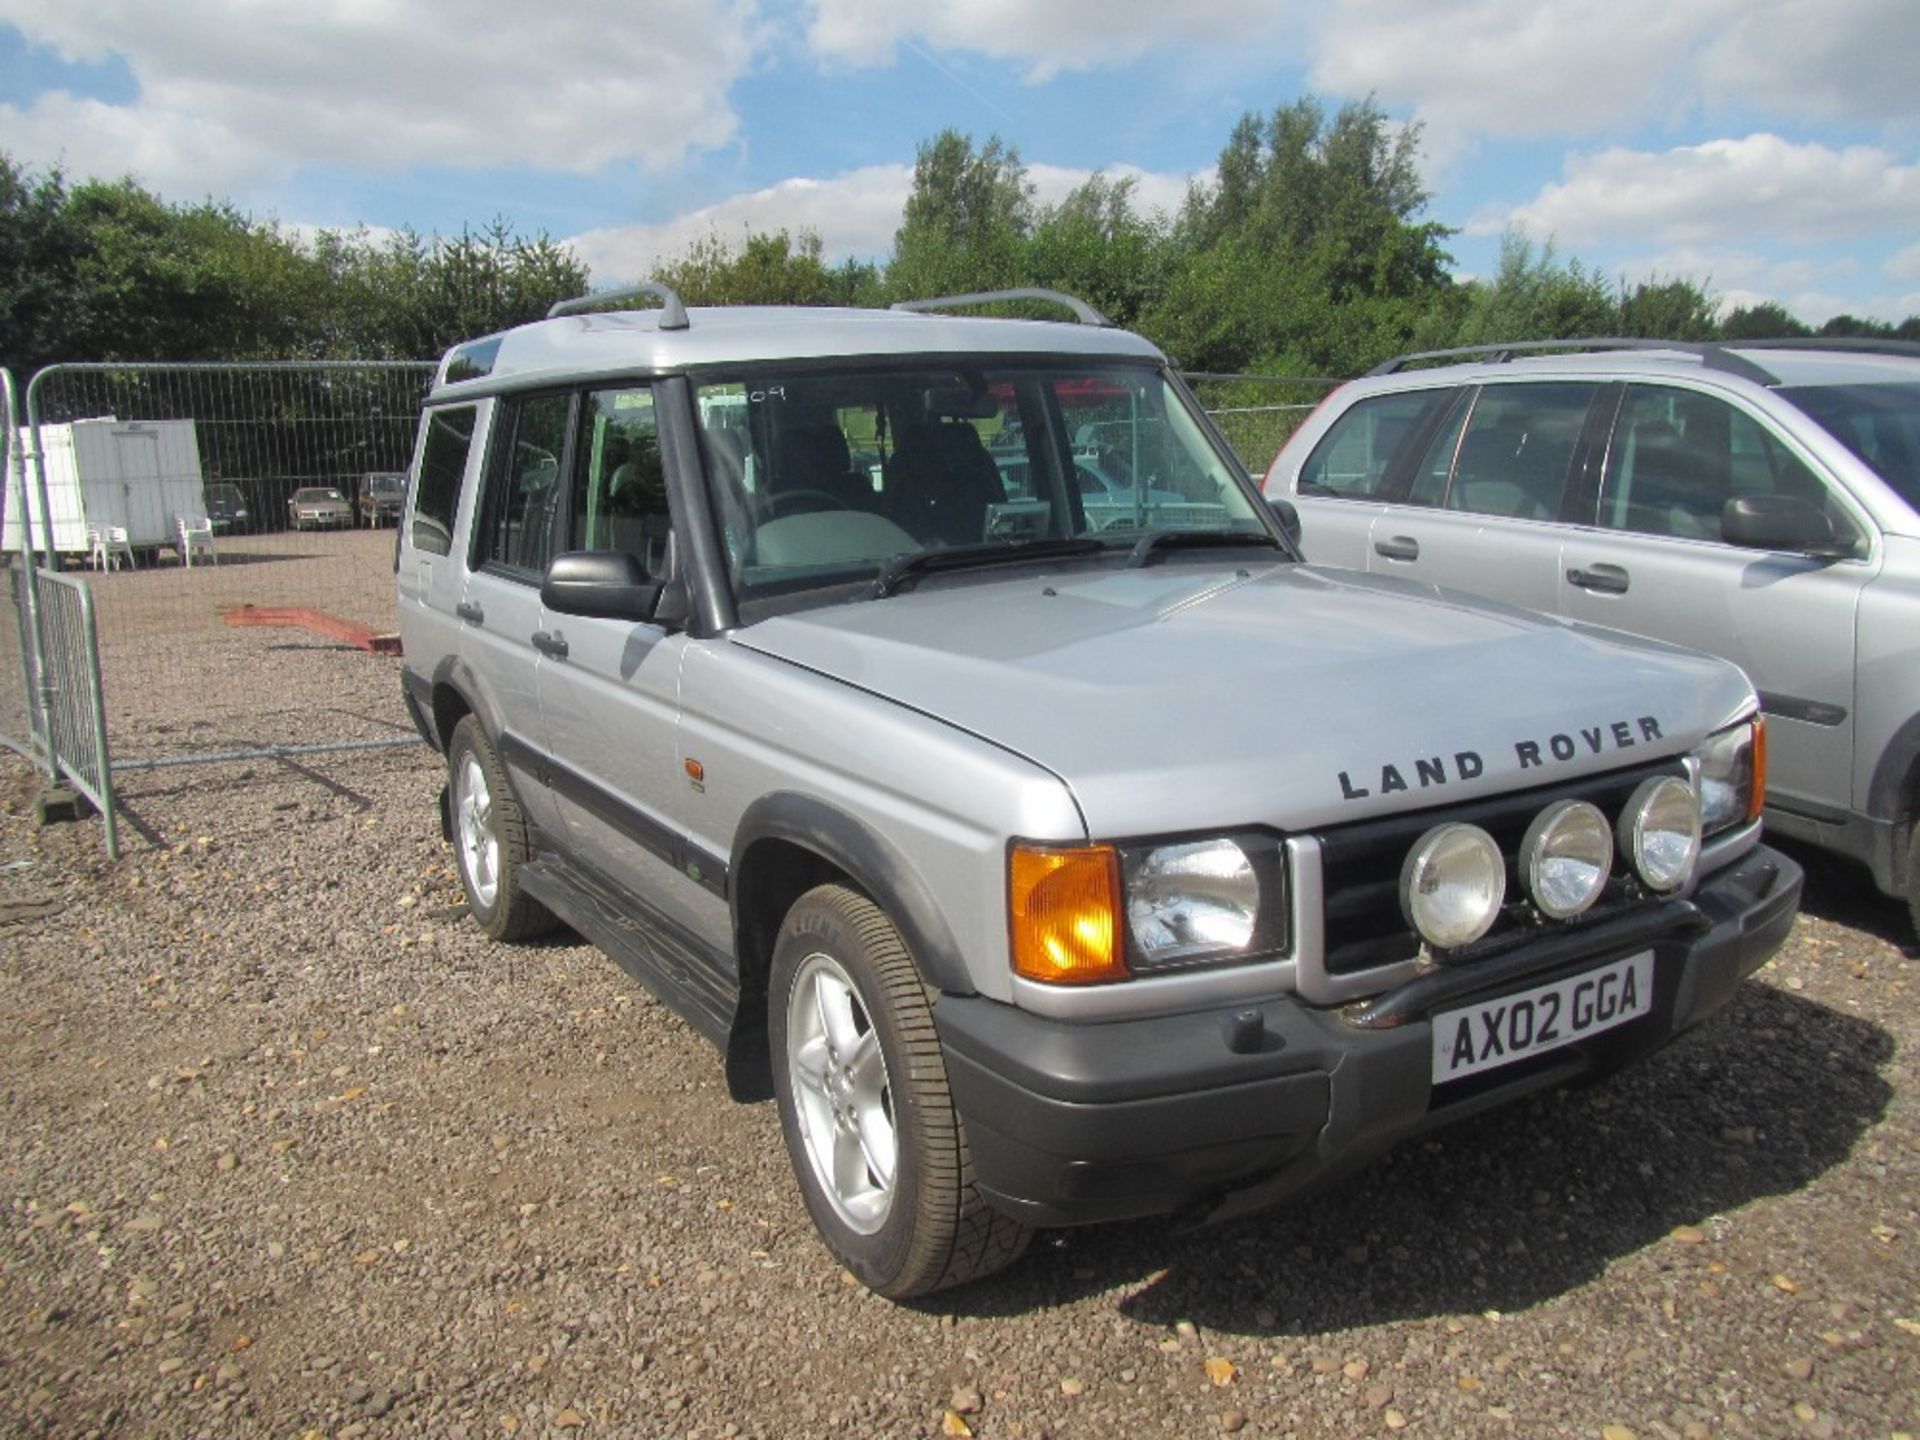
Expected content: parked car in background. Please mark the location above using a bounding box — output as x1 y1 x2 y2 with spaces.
288 485 353 530
205 482 251 532
396 285 1797 1297
1264 338 1920 934
359 471 406 526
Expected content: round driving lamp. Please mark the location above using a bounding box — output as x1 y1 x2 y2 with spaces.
1619 775 1701 892
1519 800 1613 919
1401 823 1506 950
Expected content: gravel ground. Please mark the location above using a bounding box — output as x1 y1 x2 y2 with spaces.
1 636 1917 1439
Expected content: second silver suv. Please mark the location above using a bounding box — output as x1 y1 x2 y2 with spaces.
1266 339 1920 935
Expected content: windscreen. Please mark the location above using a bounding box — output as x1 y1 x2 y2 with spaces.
1780 382 1920 514
694 361 1266 603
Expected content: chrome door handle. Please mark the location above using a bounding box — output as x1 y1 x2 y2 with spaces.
531 630 569 659
455 601 484 624
1374 535 1419 562
1567 564 1629 595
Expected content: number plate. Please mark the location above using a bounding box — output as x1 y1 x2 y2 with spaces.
1431 951 1654 1084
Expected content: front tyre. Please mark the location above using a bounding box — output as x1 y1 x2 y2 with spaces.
1904 822 1920 940
447 716 555 941
770 884 1030 1298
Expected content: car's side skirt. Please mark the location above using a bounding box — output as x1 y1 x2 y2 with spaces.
518 850 739 1051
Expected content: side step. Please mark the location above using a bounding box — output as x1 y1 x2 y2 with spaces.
518 856 738 1050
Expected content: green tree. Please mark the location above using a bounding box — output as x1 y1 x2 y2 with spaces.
1146 97 1453 374
886 131 1034 300
1617 276 1719 339
1023 174 1173 329
656 228 877 307
1439 233 1617 348
1717 301 1811 340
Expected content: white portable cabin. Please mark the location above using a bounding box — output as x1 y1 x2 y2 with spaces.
4 418 207 558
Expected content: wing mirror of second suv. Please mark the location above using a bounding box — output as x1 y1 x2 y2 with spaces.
541 550 667 622
1720 495 1859 561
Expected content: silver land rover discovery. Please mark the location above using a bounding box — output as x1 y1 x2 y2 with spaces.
396 286 1801 1297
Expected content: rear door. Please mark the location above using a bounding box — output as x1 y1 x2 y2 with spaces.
1557 382 1872 828
1360 381 1603 616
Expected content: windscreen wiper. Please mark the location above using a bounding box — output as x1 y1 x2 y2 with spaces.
869 537 1108 598
1126 529 1287 568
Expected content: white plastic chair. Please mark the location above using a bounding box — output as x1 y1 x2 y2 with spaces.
176 514 216 567
88 526 135 571
106 525 137 569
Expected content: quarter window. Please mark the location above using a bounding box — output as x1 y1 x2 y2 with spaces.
1299 390 1449 498
409 405 474 558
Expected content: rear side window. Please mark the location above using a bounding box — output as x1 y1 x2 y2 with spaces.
409 405 474 558
1299 390 1449 498
476 393 573 575
1422 382 1597 519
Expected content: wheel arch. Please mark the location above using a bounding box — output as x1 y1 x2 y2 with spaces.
723 792 977 1102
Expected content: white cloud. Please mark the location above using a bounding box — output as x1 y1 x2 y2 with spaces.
805 0 1303 78
1026 163 1200 221
568 166 914 283
568 160 1205 284
1696 0 1920 123
1888 244 1920 286
1474 135 1920 248
0 0 761 197
1311 0 1918 148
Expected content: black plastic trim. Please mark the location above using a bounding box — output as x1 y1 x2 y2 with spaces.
497 731 728 898
400 668 438 748
730 792 973 996
517 853 738 1048
1758 690 1849 727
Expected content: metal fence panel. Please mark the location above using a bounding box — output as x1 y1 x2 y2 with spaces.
1187 373 1344 477
29 568 117 856
3 367 43 765
21 362 434 767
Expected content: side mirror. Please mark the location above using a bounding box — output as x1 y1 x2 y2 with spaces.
541 550 665 621
1266 497 1303 548
1720 495 1856 560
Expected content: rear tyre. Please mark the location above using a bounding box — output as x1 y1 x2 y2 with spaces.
447 716 555 941
770 883 1031 1298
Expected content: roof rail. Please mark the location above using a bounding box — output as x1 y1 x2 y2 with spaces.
1365 338 1711 376
893 288 1111 327
547 281 690 330
1367 334 1920 387
1717 336 1920 361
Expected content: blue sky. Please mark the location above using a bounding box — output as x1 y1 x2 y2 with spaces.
2 0 1916 326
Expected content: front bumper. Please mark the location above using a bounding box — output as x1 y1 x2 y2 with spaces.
936 844 1801 1229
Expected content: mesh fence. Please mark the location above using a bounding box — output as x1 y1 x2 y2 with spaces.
1188 373 1344 478
17 362 434 765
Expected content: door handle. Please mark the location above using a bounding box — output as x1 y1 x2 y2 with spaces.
1374 535 1420 562
1567 564 1630 595
531 630 569 659
455 601 484 624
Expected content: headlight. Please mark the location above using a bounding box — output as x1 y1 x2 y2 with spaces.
1619 776 1701 892
1402 823 1505 949
1124 839 1259 967
1694 716 1765 836
1520 800 1613 918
